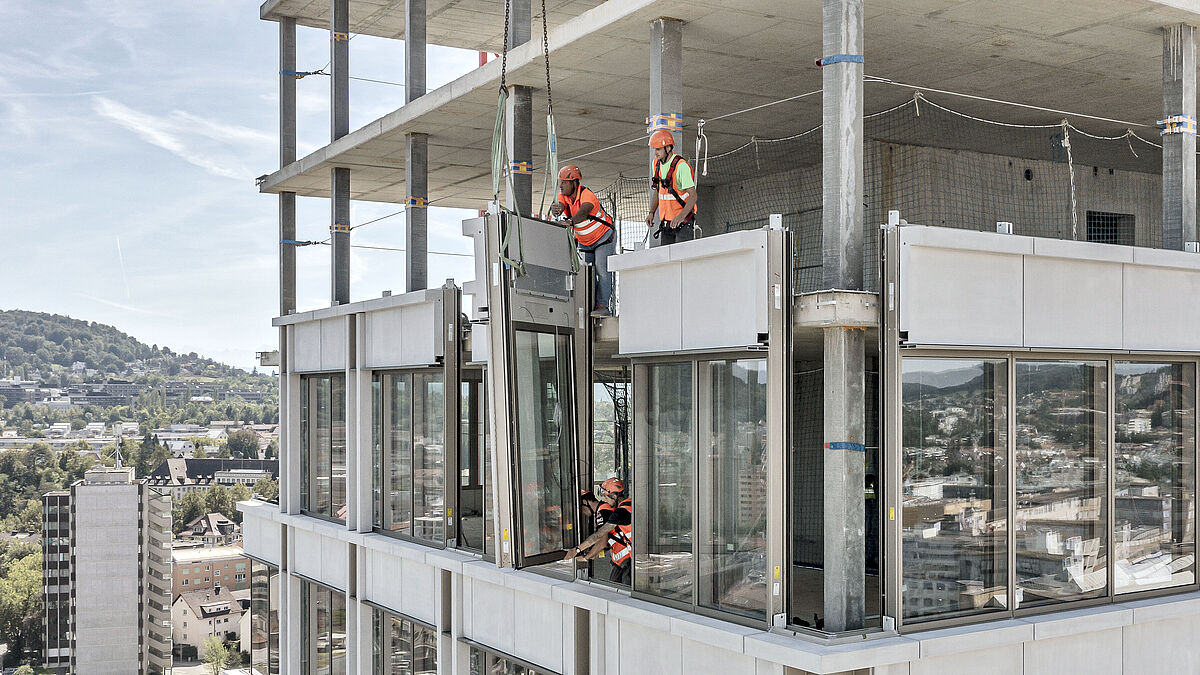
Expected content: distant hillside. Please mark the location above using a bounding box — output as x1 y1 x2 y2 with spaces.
0 310 265 386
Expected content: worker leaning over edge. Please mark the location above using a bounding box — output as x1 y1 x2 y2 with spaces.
549 164 617 317
645 129 699 246
564 477 632 585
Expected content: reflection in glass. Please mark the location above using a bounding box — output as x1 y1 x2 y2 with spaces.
301 581 346 675
459 375 493 555
701 359 769 618
637 363 694 602
468 645 554 675
301 374 347 522
512 331 575 559
250 561 279 675
371 608 438 675
1114 362 1196 594
1015 360 1107 607
901 359 1009 621
373 371 446 545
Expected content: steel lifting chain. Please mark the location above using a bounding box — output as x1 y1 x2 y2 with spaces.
541 0 552 113
501 0 510 91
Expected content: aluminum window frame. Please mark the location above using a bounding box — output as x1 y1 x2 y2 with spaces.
299 371 348 525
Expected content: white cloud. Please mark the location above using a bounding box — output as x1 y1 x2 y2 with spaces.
92 96 272 180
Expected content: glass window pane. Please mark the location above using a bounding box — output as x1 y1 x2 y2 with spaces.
1015 360 1107 607
458 376 488 553
331 375 347 522
389 374 413 534
901 359 1009 622
373 375 383 529
315 377 332 515
700 359 769 618
637 363 694 603
414 373 446 543
302 374 347 522
413 622 437 674
331 588 346 675
1115 362 1196 594
512 331 575 559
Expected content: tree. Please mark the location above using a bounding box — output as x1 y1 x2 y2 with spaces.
14 665 34 675
193 444 208 459
173 490 207 535
0 543 42 666
252 477 279 502
202 634 231 675
228 484 251 523
204 484 233 520
226 429 260 459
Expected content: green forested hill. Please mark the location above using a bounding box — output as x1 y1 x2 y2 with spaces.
0 309 260 384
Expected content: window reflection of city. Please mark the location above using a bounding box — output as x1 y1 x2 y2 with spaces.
901 358 1197 622
375 372 446 543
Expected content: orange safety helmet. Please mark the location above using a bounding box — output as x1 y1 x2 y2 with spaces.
600 477 626 495
648 129 675 149
558 164 583 181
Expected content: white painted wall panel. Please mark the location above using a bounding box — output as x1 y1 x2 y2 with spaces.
1022 257 1123 349
901 243 1024 346
293 321 323 372
511 592 565 672
292 528 348 590
320 317 347 371
1121 616 1200 673
468 579 516 654
617 622 682 675
1123 264 1200 351
242 513 280 565
365 307 405 368
617 262 682 353
399 558 439 625
401 302 438 365
1022 627 1122 675
908 644 1022 675
680 248 761 350
680 638 758 675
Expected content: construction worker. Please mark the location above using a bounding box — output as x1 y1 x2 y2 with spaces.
549 165 616 317
645 129 699 245
564 477 632 584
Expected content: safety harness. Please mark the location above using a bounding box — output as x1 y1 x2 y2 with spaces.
651 155 696 239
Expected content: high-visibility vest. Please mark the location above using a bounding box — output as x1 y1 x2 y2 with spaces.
598 499 633 565
653 154 698 222
557 186 613 247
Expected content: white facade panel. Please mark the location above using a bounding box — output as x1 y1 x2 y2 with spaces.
1021 627 1123 675
680 247 762 350
467 578 517 655
900 243 1025 346
680 637 759 675
617 261 683 353
364 301 442 368
292 527 348 590
1022 257 1123 349
511 592 566 673
401 302 438 365
908 644 1023 675
320 317 347 371
1121 616 1200 673
365 306 405 368
1122 264 1200 351
399 557 439 625
617 621 682 675
293 321 323 372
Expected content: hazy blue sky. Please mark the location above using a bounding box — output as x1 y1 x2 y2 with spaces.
2 1 479 369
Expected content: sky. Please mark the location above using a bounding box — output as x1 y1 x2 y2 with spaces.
1 1 480 370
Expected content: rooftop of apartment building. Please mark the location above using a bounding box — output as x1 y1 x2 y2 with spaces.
172 543 246 564
147 457 279 486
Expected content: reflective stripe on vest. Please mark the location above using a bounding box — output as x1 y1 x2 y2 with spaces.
606 499 633 565
559 187 613 247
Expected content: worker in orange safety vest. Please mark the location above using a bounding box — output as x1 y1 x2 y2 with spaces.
645 129 699 246
549 164 616 316
564 477 632 584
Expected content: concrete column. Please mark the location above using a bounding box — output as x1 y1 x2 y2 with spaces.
280 18 297 316
648 18 683 249
1163 23 1197 250
504 0 533 214
822 327 866 632
331 0 351 305
820 0 866 633
405 0 429 291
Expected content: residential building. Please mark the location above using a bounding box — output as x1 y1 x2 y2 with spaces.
41 465 172 674
240 1 1200 674
172 544 252 596
172 585 250 657
182 512 241 547
147 458 278 500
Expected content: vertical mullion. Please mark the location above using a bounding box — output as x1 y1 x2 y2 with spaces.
409 372 417 538
1106 356 1116 601
1007 354 1017 615
692 360 703 612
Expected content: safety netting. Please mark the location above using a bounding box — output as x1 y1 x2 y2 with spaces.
594 89 1168 295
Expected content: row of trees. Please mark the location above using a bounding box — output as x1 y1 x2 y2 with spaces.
0 538 41 667
172 479 279 533
2 396 278 433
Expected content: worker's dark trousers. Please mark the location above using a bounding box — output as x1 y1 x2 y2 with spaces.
610 561 631 585
658 220 695 246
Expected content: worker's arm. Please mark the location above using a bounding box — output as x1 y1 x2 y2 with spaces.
670 190 698 229
646 189 659 227
569 201 594 225
563 522 615 560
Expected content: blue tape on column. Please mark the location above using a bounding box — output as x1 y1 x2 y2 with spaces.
825 441 866 452
820 54 864 66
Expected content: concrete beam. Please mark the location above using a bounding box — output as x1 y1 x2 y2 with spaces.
280 18 297 317
822 326 866 632
1162 23 1196 250
821 0 864 289
648 18 683 248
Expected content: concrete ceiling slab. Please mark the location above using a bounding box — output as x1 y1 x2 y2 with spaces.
259 0 1200 211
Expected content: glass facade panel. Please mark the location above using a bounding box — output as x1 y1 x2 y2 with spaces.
1114 362 1196 594
637 362 694 603
1015 360 1107 608
458 375 493 555
700 359 769 618
512 331 575 560
901 358 1009 622
371 607 438 674
468 644 557 675
373 370 446 545
301 374 347 522
250 561 280 675
301 580 346 675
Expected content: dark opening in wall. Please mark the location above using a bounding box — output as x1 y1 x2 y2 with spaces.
1086 211 1135 246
